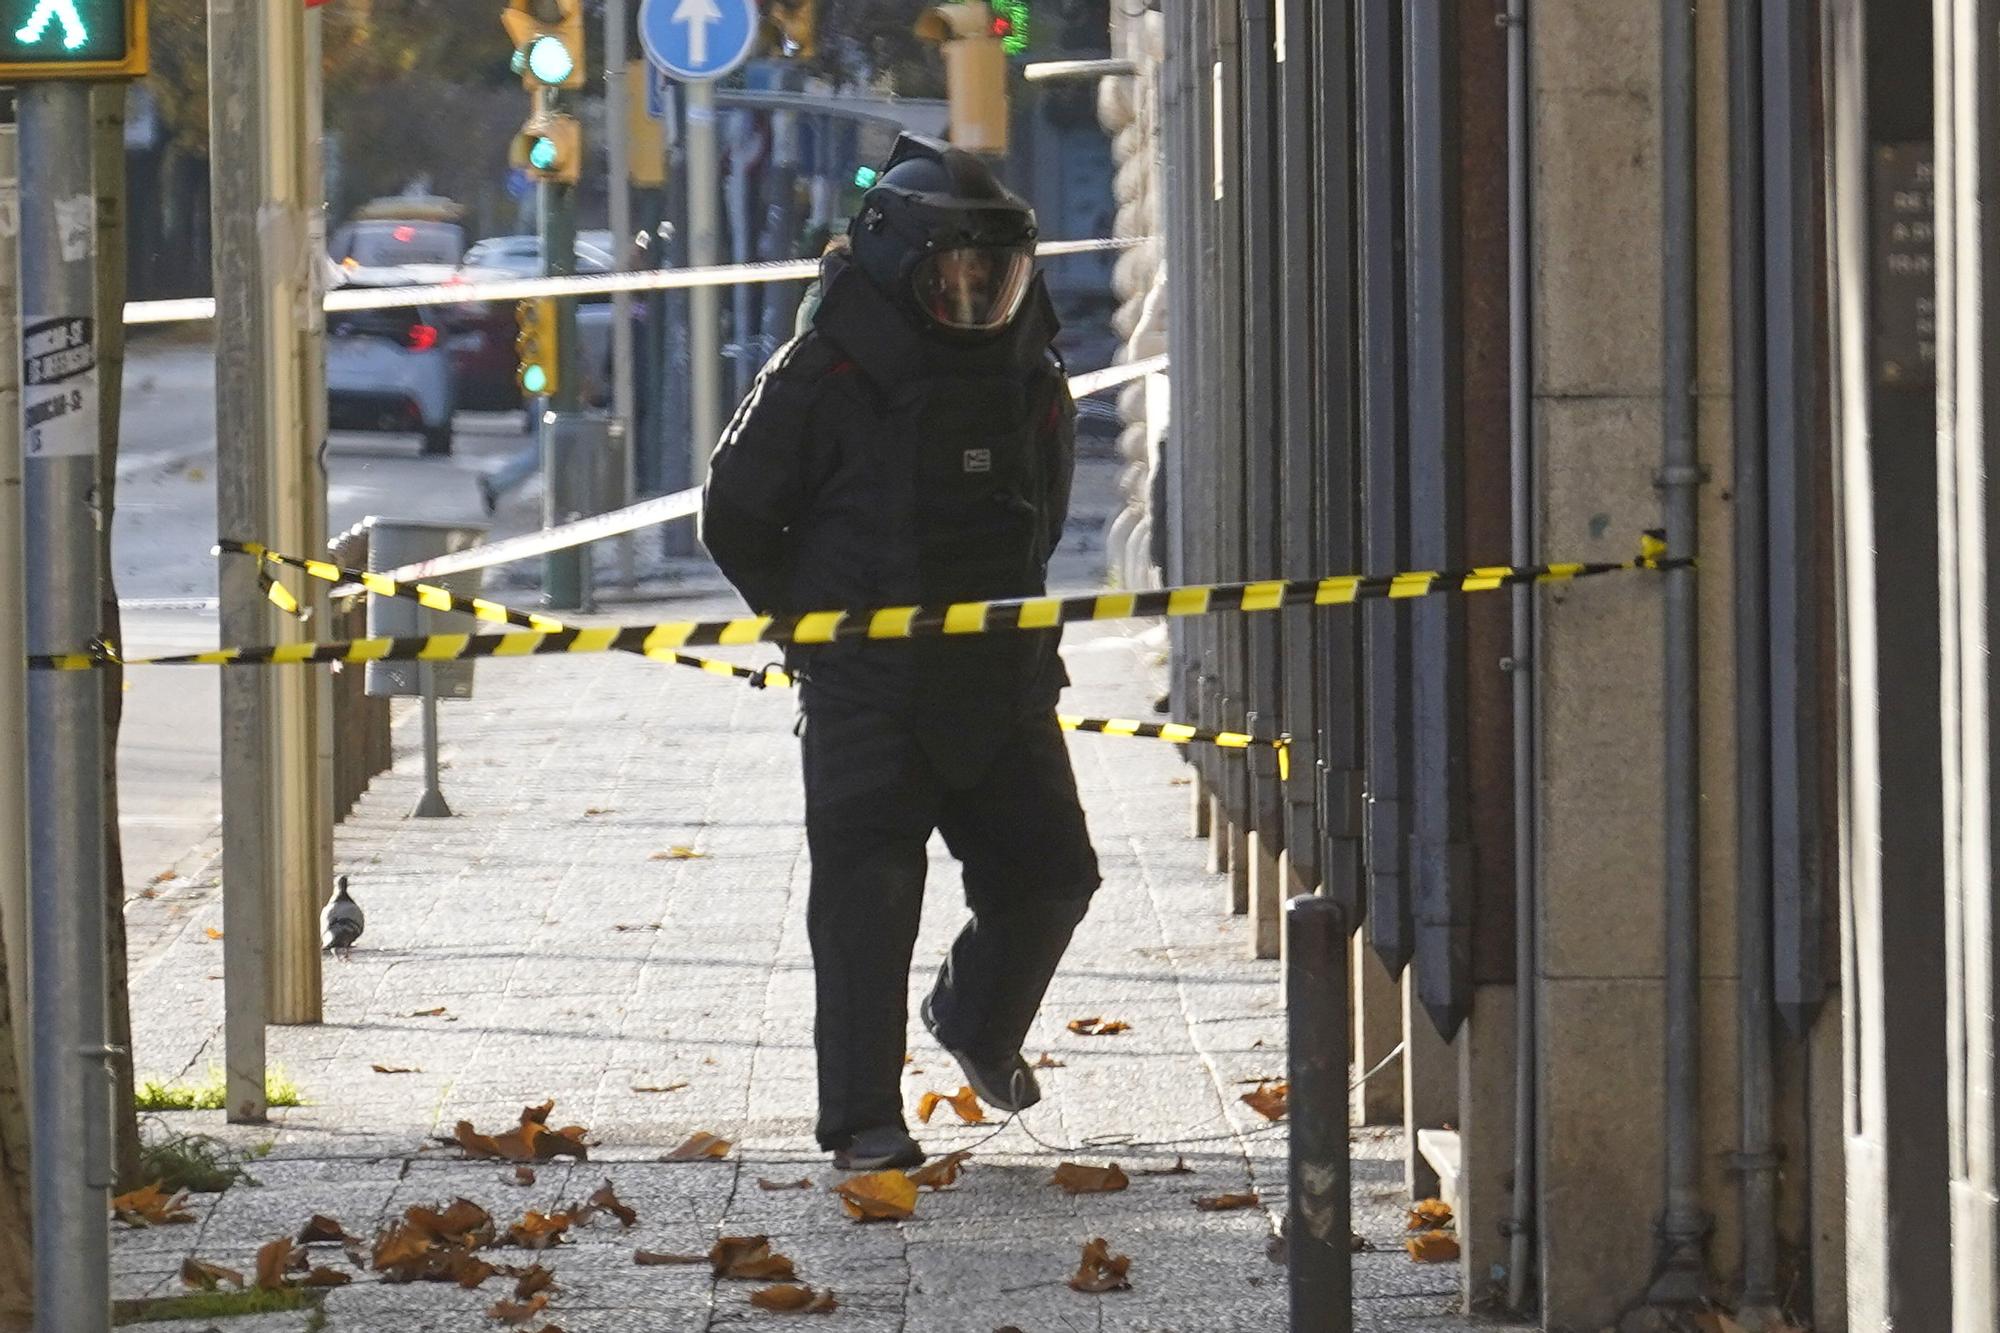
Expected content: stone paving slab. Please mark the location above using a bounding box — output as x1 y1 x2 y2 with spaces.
110 509 1510 1331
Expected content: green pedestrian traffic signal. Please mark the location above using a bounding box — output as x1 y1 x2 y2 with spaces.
0 0 146 79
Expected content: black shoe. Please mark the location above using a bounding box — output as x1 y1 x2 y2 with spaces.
476 475 498 516
832 1126 925 1171
920 993 1042 1114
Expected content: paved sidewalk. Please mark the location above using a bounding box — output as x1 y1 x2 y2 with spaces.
113 570 1483 1331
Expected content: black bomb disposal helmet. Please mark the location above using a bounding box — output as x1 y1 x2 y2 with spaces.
848 133 1038 338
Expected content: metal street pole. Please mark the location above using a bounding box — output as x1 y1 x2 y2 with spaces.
660 84 697 556
539 83 586 608
20 81 113 1333
607 0 638 587
210 0 333 1114
686 77 722 479
0 120 28 1094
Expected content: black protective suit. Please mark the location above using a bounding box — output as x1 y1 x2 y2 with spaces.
701 251 1101 1151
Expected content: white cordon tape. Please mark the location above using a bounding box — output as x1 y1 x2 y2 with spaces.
360 352 1173 588
1066 354 1168 399
122 237 1152 327
368 486 704 586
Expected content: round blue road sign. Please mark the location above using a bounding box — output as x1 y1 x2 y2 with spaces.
638 0 760 83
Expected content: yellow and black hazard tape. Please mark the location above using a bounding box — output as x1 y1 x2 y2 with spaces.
1059 716 1291 778
232 541 1287 767
220 539 797 687
32 533 1681 673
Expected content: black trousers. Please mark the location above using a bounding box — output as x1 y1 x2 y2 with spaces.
800 705 1101 1149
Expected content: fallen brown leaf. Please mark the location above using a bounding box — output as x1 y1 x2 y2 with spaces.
906 1151 971 1192
583 807 613 817
1241 1081 1289 1121
749 1283 839 1313
297 1214 353 1244
586 1180 638 1228
410 1006 449 1018
1066 1017 1131 1036
1032 1053 1066 1069
500 1210 575 1251
111 1182 195 1227
1406 1231 1459 1263
757 1177 814 1192
709 1235 797 1280
372 1064 421 1075
631 1082 688 1093
663 1131 732 1161
1193 1192 1259 1212
515 1264 556 1300
149 869 176 885
1351 1233 1371 1253
204 926 224 940
1068 1237 1133 1293
915 1086 985 1125
833 1170 918 1222
509 1166 538 1187
179 1257 244 1290
1139 1157 1193 1176
254 1237 300 1291
1407 1198 1453 1232
407 1199 494 1246
635 1250 707 1266
488 1291 550 1325
1052 1162 1129 1195
300 1267 351 1288
370 1222 436 1275
444 1250 499 1289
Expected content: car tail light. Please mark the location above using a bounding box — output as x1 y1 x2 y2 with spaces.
393 225 417 243
405 323 440 352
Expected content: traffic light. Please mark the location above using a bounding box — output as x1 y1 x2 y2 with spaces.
0 0 147 80
991 0 1029 55
913 3 1008 155
515 298 559 398
501 0 585 90
762 0 817 58
511 112 583 185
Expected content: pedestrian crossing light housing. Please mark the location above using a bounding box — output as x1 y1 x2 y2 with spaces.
511 112 582 186
0 0 146 80
913 2 1009 155
501 0 584 90
515 298 559 398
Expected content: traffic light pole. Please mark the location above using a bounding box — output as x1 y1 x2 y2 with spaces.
19 80 113 1333
539 83 587 608
686 77 722 479
606 0 638 586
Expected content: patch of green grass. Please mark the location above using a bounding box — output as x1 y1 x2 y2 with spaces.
112 1288 316 1325
134 1128 259 1195
134 1067 304 1112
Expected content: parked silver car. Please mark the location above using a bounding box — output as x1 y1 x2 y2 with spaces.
326 276 457 456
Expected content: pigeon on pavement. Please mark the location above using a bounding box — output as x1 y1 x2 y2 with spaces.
320 875 364 956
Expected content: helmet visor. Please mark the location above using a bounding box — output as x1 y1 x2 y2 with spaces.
911 246 1034 332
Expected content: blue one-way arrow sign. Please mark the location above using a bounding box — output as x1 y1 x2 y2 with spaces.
639 0 759 82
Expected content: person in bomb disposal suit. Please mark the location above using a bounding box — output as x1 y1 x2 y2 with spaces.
700 134 1100 1171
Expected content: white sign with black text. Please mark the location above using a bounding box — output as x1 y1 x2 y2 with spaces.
22 314 98 460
